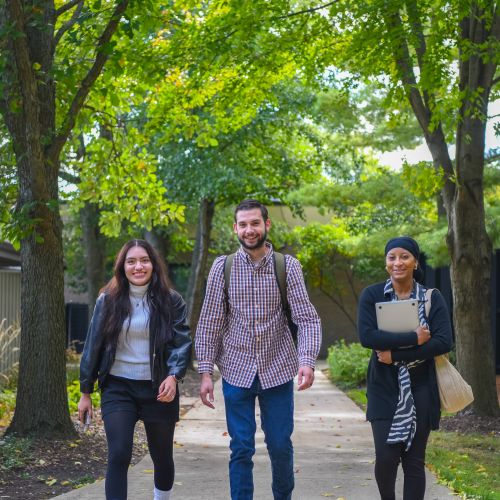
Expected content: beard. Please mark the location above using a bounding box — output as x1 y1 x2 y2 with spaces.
238 230 268 250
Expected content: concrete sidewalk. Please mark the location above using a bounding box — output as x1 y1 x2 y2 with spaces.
55 364 455 499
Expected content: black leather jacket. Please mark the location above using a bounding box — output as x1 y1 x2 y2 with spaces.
79 289 192 393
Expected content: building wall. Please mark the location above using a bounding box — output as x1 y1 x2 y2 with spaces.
307 284 361 359
0 268 21 327
0 268 21 376
267 205 365 358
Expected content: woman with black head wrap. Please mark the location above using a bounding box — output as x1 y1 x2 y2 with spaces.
357 236 453 500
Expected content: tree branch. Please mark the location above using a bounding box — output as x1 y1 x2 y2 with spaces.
384 8 432 134
479 7 500 90
3 0 44 159
54 1 84 48
55 0 82 18
276 1 339 20
318 283 357 330
344 268 359 304
49 0 129 163
59 169 81 184
404 0 431 109
385 5 454 207
0 4 8 117
485 150 500 163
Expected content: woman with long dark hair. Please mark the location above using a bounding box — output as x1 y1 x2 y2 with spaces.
357 236 452 500
78 239 191 500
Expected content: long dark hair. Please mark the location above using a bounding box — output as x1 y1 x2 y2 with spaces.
100 239 173 351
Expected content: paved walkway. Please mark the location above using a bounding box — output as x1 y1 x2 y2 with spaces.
55 363 455 499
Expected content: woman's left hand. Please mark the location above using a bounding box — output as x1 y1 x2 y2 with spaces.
157 375 177 402
376 350 393 364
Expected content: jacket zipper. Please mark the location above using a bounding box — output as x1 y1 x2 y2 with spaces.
151 328 156 387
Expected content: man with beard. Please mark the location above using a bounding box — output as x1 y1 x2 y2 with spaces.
195 199 322 500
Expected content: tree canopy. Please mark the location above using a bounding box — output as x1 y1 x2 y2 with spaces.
0 0 498 438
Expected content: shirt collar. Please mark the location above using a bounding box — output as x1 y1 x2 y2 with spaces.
237 241 274 268
129 283 149 298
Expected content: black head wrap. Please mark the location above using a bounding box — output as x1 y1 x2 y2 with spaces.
385 236 420 260
384 236 424 283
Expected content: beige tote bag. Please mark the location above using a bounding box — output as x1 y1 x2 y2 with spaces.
434 354 474 412
425 289 474 413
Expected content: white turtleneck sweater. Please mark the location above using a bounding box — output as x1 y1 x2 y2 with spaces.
109 283 151 380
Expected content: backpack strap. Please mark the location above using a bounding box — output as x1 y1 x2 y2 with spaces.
224 251 289 313
273 252 288 312
224 253 236 310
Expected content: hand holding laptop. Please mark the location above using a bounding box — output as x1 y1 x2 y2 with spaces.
375 299 431 345
416 325 431 345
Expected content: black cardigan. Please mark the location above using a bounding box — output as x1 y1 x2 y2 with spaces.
357 282 453 429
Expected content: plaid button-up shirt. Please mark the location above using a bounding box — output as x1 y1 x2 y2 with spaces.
195 244 322 389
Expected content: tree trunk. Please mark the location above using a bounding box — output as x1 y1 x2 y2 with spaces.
447 192 497 415
81 202 106 317
0 0 130 436
0 1 75 437
186 198 216 334
9 203 73 436
393 2 500 416
423 124 498 416
5 114 74 436
443 6 499 415
144 228 171 276
447 84 498 415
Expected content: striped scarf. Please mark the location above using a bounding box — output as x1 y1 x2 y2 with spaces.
383 280 428 451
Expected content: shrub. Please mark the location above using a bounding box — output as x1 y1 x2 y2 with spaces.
327 340 371 389
0 373 101 426
0 389 16 424
66 363 80 385
0 320 21 388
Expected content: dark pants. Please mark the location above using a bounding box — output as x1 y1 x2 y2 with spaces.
101 376 178 500
370 384 432 500
222 376 294 500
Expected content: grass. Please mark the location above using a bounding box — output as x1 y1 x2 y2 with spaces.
427 432 500 500
345 387 367 411
68 474 97 488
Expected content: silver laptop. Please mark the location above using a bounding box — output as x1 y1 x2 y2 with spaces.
375 299 420 332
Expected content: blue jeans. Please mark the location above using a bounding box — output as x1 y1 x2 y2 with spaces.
222 376 294 500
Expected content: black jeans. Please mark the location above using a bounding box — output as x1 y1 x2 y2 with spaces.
103 411 176 500
370 384 432 500
101 376 177 500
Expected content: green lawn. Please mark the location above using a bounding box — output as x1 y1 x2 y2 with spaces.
427 432 500 500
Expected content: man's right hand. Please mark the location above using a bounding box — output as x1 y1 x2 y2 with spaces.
416 325 431 345
200 373 215 409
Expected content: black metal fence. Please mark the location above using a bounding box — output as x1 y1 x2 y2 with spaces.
66 303 89 354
